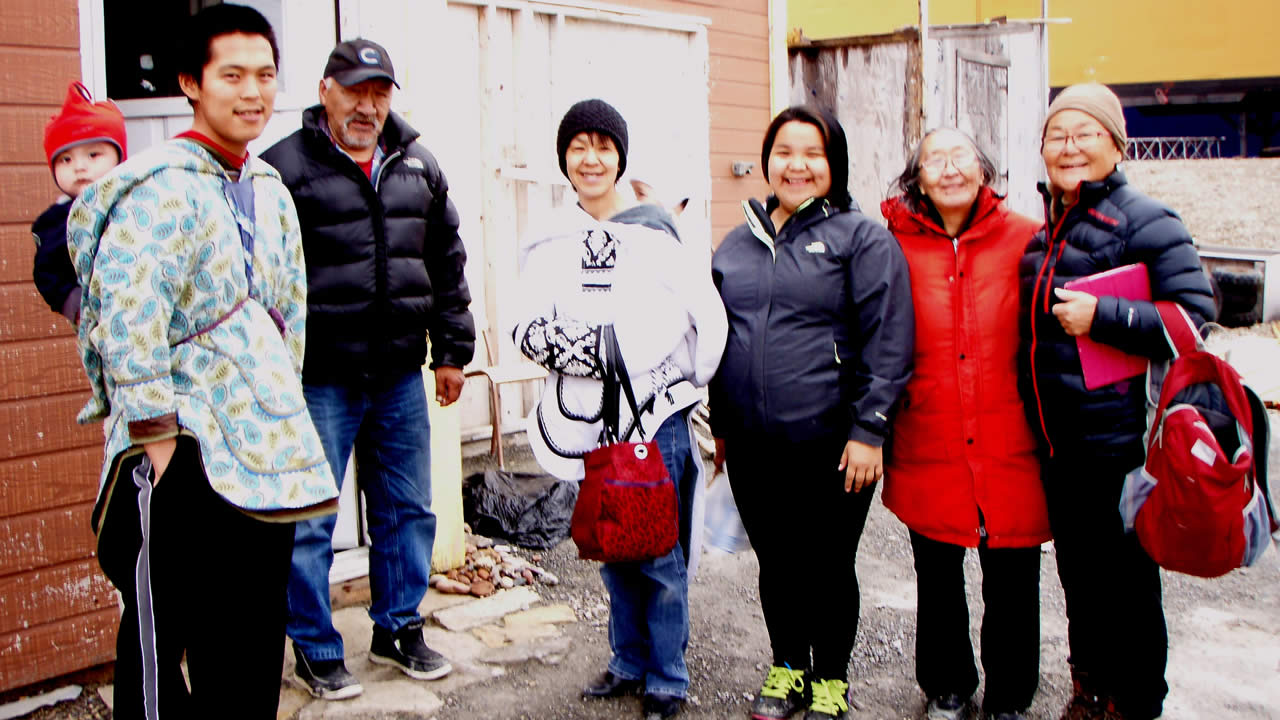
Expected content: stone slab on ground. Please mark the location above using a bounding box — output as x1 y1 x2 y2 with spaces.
0 686 81 720
503 603 576 628
472 621 562 648
296 679 442 719
479 635 573 666
432 586 540 632
276 685 310 720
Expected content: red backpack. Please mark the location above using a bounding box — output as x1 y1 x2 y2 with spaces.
1120 302 1277 578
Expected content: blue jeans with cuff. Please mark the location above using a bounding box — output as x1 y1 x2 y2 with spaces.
600 410 698 699
287 369 436 662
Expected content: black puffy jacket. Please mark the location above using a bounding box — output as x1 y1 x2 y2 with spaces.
711 196 914 446
261 107 474 384
31 200 78 318
1019 169 1215 457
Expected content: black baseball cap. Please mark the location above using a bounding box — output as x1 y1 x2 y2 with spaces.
323 39 399 88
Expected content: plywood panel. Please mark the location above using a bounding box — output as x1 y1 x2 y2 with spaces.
0 560 114 635
0 0 80 48
710 54 770 85
0 166 62 224
708 78 770 109
0 283 76 342
0 446 101 518
711 104 771 132
0 503 96 577
0 337 86 401
710 126 766 154
0 223 60 285
0 607 117 693
0 107 62 165
708 28 769 61
0 48 81 105
0 393 101 461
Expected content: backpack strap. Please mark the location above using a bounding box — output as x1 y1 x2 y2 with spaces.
1155 301 1202 357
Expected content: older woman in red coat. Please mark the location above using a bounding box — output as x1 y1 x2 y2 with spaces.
881 128 1050 720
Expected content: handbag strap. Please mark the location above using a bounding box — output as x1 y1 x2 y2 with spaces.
601 325 647 444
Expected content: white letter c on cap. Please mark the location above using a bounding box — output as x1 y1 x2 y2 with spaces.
359 47 380 65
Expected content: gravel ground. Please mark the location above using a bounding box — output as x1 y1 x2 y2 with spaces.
1123 158 1280 250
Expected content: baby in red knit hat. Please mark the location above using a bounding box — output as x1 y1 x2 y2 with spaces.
32 81 127 324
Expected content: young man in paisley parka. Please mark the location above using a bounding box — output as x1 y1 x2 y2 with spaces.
66 6 338 719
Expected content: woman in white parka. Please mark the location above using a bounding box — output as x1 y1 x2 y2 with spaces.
509 99 727 720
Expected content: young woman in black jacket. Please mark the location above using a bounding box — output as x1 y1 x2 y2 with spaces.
1020 83 1215 720
710 106 914 720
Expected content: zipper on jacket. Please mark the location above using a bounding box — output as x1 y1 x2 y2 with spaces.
373 150 403 192
741 199 776 260
833 342 841 365
1026 196 1078 459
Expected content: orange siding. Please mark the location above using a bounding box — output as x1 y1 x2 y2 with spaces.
0 0 116 694
618 0 771 244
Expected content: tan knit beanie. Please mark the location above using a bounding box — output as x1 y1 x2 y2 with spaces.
1043 83 1127 154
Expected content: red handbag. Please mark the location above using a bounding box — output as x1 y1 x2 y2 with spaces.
570 327 679 563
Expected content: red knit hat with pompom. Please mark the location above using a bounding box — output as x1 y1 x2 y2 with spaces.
43 81 127 168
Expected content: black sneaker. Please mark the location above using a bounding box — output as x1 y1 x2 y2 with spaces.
369 620 453 680
292 644 363 700
927 694 972 720
751 665 807 719
643 693 684 719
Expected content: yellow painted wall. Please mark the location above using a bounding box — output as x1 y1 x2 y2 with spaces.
790 0 1280 86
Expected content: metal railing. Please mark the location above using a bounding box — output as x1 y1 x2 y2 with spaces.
1126 136 1224 160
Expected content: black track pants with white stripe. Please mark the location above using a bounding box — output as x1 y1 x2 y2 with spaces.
97 437 295 720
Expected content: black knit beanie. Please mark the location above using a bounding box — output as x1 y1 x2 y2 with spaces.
557 99 629 181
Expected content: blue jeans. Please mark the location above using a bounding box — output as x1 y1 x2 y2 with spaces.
600 411 697 699
287 369 436 661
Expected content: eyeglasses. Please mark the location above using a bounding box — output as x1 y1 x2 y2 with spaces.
1043 131 1110 151
921 149 978 174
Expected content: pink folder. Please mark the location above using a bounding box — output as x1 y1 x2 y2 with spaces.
1063 263 1152 390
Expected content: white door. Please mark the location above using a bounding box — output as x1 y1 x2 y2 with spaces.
338 0 713 440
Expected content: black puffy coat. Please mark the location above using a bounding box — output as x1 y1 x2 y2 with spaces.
31 200 77 317
1019 169 1215 457
261 106 474 384
711 196 914 446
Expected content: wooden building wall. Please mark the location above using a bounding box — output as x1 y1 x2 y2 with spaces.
620 0 772 244
0 0 118 694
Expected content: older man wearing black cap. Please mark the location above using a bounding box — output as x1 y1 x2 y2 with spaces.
261 38 475 701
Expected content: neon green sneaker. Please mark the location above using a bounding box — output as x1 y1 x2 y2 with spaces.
803 678 850 720
750 665 807 719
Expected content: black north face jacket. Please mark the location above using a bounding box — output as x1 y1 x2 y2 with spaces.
262 106 474 384
710 196 915 446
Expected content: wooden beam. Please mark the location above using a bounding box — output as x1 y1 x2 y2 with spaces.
0 338 88 402
0 503 97 577
0 607 117 693
0 393 100 461
0 446 100 518
0 560 115 636
0 48 81 105
0 0 80 49
0 166 62 225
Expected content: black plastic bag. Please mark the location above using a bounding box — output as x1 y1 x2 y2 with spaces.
462 470 579 550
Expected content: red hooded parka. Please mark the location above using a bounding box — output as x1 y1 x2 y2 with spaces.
881 187 1050 548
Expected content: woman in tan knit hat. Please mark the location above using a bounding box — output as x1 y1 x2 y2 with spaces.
1018 83 1215 720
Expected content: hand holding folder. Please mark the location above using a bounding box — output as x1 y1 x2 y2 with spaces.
1062 263 1152 390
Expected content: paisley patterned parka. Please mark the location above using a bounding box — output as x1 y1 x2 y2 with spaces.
68 139 339 527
